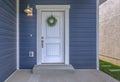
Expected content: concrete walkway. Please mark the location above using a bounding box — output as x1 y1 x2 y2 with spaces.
5 70 119 82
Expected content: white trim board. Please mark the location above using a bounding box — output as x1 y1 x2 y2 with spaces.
16 0 19 69
96 0 99 70
36 5 70 65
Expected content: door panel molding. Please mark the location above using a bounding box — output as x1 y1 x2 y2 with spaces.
36 5 70 65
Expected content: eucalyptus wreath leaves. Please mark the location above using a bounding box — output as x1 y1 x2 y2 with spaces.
47 15 57 27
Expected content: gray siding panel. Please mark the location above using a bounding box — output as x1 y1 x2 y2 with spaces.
0 0 16 82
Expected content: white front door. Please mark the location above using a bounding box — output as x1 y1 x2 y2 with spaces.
41 11 65 63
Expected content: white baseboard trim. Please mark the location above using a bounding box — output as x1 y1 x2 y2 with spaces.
4 70 17 82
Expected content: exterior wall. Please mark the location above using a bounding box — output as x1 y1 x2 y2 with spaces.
99 0 120 66
20 0 97 69
0 0 17 82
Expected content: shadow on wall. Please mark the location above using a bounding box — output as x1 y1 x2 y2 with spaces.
99 0 107 5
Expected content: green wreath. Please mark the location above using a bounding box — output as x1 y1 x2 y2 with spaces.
47 15 57 27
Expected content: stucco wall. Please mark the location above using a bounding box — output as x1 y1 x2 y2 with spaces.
99 0 120 66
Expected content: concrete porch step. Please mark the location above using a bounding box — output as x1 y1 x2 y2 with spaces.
32 64 75 74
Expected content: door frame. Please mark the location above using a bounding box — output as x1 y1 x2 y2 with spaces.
36 5 70 65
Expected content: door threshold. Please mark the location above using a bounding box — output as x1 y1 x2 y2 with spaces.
40 63 67 65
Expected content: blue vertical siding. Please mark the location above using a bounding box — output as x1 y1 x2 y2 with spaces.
0 0 16 82
20 0 96 69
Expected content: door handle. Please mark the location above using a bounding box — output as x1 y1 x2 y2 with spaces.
41 40 44 48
